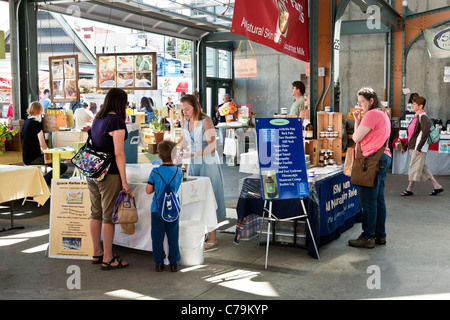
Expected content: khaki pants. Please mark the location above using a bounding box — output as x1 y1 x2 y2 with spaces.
87 174 122 224
408 150 433 182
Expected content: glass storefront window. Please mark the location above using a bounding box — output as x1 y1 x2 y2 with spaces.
206 47 231 79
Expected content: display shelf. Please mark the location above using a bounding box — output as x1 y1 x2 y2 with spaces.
316 112 342 164
304 139 320 167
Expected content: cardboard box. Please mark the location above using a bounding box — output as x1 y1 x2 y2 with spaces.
147 143 158 154
43 114 67 133
5 131 21 151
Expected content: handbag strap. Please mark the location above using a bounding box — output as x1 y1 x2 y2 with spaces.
356 138 388 161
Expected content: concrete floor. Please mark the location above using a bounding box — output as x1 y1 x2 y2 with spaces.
1 164 449 301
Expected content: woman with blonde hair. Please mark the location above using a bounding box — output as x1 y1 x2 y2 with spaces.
21 101 67 184
179 94 226 248
348 87 392 248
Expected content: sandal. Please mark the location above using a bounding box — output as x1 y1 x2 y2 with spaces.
204 241 219 249
430 188 444 196
92 255 103 265
101 255 129 271
401 190 413 196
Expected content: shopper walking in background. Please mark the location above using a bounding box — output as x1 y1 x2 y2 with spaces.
87 88 131 270
400 96 443 196
348 87 392 249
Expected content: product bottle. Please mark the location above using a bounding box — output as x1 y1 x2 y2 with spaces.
319 149 325 166
181 164 187 182
328 150 335 165
265 174 278 198
323 151 329 166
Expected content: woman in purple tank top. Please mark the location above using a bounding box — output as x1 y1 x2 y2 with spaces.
87 88 131 270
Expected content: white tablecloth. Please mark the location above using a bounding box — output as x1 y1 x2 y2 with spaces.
392 150 450 176
113 176 218 251
0 165 50 205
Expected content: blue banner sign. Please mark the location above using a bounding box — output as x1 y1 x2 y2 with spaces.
319 173 360 236
255 118 309 200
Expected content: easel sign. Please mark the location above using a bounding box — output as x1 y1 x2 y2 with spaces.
255 118 309 200
48 179 93 260
255 118 319 267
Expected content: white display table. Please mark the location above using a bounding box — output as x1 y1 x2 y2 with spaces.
113 176 218 251
392 150 450 176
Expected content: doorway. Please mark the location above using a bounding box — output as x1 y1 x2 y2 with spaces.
206 78 232 119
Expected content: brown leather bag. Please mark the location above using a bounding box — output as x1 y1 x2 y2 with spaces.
350 140 387 188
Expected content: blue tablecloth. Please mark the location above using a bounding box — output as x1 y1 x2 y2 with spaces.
235 167 360 259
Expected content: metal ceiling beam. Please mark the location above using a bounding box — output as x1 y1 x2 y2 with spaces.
351 0 401 31
341 20 389 34
50 12 96 64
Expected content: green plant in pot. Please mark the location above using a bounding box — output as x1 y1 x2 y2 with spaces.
0 122 18 155
149 110 166 143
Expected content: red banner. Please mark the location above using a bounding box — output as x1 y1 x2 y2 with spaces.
231 0 309 62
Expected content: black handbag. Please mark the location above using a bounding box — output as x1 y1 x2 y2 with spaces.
350 140 387 188
71 130 112 181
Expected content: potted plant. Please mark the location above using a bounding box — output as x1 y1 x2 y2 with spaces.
0 122 19 155
149 110 166 144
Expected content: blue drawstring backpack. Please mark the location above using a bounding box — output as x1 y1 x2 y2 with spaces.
154 169 181 222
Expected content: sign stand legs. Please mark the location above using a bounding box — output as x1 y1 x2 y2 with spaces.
260 199 320 269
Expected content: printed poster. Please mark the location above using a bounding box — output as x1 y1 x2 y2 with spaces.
231 0 309 62
49 179 93 260
49 55 79 103
255 118 309 200
97 52 157 90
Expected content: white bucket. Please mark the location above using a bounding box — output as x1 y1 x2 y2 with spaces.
180 244 204 266
179 220 206 266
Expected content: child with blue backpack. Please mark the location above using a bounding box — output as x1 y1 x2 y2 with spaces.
146 140 182 272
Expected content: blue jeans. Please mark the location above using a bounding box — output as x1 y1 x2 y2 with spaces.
358 153 392 240
151 212 180 265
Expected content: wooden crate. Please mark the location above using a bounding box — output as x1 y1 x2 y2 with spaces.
304 139 320 167
43 114 67 133
319 138 342 164
317 112 342 164
316 112 342 133
5 132 21 151
52 131 88 147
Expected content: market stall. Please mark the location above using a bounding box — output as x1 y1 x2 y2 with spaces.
216 104 254 165
391 137 450 175
234 166 360 259
113 176 218 254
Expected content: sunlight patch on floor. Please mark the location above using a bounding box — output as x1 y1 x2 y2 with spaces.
205 269 279 297
104 289 158 300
